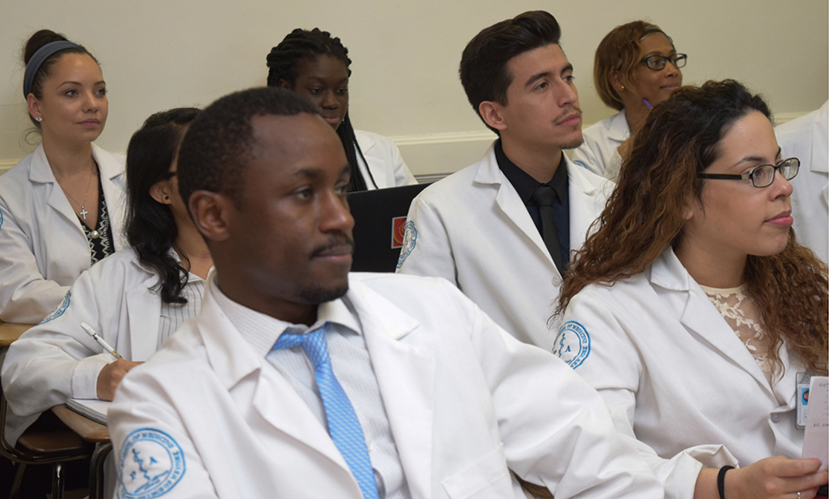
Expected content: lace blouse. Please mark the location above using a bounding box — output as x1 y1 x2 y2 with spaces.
701 284 775 384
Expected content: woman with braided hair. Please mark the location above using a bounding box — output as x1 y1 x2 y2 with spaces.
267 28 417 191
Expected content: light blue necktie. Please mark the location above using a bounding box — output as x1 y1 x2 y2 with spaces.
272 324 379 499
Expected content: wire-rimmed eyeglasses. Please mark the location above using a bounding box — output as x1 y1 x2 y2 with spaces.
697 157 800 188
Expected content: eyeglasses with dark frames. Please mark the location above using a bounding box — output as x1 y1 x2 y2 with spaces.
641 54 687 71
697 157 800 188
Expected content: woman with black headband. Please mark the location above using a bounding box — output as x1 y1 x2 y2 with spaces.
267 28 417 191
0 29 126 323
572 21 685 180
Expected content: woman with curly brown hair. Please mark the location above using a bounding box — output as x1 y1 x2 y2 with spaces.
571 21 685 180
554 80 828 499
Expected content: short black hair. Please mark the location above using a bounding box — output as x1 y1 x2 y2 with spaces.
177 87 318 209
459 11 562 134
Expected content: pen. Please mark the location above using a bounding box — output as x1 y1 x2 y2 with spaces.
80 322 125 361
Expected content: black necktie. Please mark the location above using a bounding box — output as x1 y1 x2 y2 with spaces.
531 184 565 274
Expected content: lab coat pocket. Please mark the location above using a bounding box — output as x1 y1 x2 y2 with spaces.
441 444 513 499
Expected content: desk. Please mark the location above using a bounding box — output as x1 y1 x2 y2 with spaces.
0 321 33 347
52 405 111 499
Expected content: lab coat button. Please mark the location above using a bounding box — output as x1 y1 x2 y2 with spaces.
770 413 783 423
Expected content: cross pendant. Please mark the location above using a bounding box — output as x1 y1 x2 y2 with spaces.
79 207 88 220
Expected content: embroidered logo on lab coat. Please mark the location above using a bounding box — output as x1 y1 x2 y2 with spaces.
118 428 186 499
38 290 71 325
396 221 418 268
553 321 591 368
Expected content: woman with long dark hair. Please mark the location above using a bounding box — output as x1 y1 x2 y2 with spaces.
572 21 685 180
555 80 827 499
0 29 127 323
2 108 211 448
267 28 417 191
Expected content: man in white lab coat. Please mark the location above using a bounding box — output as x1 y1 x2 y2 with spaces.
396 11 611 350
107 87 663 498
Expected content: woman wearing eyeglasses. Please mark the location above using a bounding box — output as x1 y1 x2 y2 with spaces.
555 80 828 499
571 21 686 180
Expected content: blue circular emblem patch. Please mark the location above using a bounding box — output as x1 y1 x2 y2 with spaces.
396 221 418 269
552 321 591 368
118 428 186 499
38 290 71 325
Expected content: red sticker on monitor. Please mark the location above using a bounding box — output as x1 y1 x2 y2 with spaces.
391 217 407 248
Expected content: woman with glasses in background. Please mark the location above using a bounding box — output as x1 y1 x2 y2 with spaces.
572 21 686 180
555 80 827 499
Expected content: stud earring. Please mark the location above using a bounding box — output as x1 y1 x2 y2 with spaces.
35 116 42 122
164 195 170 201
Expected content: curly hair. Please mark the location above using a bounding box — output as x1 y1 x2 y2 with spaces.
266 28 372 191
556 79 828 376
593 21 672 111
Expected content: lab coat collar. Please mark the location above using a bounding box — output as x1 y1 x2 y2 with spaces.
472 142 600 276
195 273 435 493
810 102 828 173
195 275 358 483
607 109 631 143
28 143 121 183
345 276 435 498
355 130 377 155
649 248 779 399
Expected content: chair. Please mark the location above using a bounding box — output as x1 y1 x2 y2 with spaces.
0 386 91 499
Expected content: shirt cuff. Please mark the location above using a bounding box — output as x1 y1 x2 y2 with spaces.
71 354 112 399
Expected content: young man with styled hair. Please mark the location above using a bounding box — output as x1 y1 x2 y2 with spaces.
397 11 611 350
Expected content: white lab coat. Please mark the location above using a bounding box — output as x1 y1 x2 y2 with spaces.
355 130 417 189
0 143 127 323
396 142 612 349
557 248 805 499
109 272 663 499
570 110 629 180
1 249 168 446
775 102 828 263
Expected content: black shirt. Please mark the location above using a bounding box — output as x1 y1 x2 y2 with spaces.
494 140 570 270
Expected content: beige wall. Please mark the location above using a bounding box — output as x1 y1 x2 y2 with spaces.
0 0 827 175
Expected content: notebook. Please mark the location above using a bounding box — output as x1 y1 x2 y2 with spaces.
66 398 110 425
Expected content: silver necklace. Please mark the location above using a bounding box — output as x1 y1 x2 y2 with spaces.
63 165 94 219
63 164 99 238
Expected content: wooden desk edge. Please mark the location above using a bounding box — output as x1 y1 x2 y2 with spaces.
0 321 34 348
52 404 110 443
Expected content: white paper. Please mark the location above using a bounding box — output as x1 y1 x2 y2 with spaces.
801 376 828 472
66 398 110 425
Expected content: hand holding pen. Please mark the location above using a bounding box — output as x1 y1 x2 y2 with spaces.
81 322 124 360
80 322 142 400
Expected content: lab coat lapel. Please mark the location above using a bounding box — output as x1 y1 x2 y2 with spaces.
29 145 85 234
93 144 127 251
566 159 602 252
346 280 436 499
651 250 775 397
125 265 162 360
474 145 556 270
196 283 356 478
